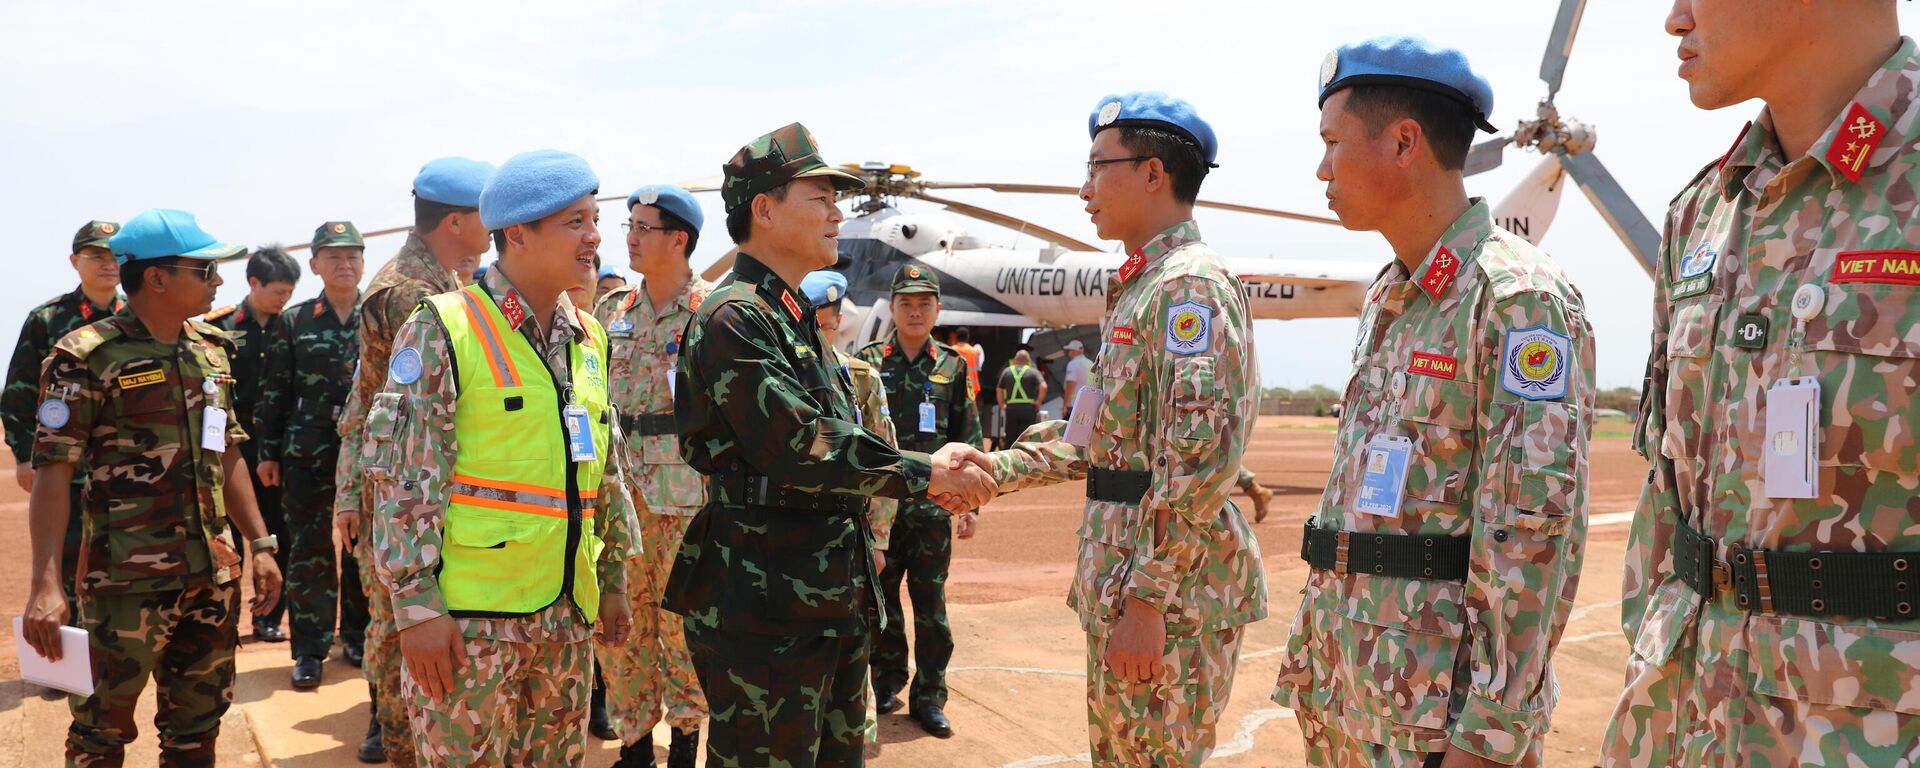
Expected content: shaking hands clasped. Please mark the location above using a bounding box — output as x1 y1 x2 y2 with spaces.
927 443 997 513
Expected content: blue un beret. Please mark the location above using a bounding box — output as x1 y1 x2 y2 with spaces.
108 209 245 265
627 184 706 233
480 150 600 230
1088 91 1219 167
799 270 848 307
1318 36 1498 133
413 157 495 207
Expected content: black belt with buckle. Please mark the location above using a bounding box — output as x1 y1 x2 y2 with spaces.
1086 467 1151 504
707 465 863 516
1674 518 1920 620
1300 524 1469 581
619 412 678 436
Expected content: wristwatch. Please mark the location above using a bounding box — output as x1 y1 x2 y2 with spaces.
250 534 280 554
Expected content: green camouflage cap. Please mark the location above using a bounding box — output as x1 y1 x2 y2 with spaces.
891 263 940 296
721 122 866 213
311 221 365 251
71 220 120 253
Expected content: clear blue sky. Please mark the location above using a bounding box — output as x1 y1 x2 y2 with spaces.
5 1 1909 390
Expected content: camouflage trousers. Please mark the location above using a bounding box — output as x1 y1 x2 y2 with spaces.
684 621 870 768
1085 625 1241 768
355 504 414 768
67 579 239 768
1295 710 1452 768
1603 585 1920 768
595 508 706 741
873 508 952 710
284 455 367 659
402 634 592 768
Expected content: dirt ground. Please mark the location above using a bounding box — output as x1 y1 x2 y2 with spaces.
0 416 1646 766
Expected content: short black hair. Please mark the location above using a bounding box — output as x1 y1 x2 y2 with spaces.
953 327 971 343
1340 83 1476 171
1114 126 1209 204
724 183 790 245
657 208 701 258
122 256 182 296
246 244 300 286
415 195 476 234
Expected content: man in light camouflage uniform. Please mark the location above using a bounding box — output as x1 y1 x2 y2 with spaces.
592 183 712 768
20 208 285 768
987 91 1264 766
334 156 495 764
370 149 639 767
1605 4 1920 766
1271 39 1594 768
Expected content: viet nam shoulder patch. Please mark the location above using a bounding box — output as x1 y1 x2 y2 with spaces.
389 347 424 385
1164 301 1211 356
1500 326 1570 401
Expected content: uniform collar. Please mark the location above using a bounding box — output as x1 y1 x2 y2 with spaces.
313 291 360 321
480 265 586 343
69 286 124 320
109 305 205 344
1118 220 1203 286
395 232 461 288
887 333 938 363
633 274 707 315
732 252 811 324
1719 36 1918 195
1404 199 1492 302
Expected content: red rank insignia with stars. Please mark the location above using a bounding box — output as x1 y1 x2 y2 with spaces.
1825 102 1885 184
1117 250 1146 285
1418 247 1459 299
501 291 528 327
780 291 803 321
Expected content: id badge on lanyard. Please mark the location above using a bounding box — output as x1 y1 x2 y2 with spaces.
1354 435 1412 517
918 381 938 433
565 404 598 463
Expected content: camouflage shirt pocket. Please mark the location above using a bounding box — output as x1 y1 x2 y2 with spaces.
1168 356 1219 450
1661 297 1722 463
364 392 405 487
1801 283 1920 476
1400 377 1477 506
1502 400 1582 534
1750 614 1920 716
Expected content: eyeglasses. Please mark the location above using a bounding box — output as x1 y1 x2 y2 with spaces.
157 262 219 280
1085 156 1152 181
622 221 676 236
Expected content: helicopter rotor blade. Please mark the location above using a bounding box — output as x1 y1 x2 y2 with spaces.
284 224 412 252
699 247 740 282
1540 0 1589 100
1464 135 1513 177
918 181 1341 226
1558 149 1660 276
909 190 1105 252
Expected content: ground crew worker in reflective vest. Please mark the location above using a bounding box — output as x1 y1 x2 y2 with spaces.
368 148 642 767
996 349 1046 446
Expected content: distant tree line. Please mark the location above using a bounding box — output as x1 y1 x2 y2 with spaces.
1260 385 1644 418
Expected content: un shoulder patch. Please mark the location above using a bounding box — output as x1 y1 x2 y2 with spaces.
37 400 69 429
390 347 424 386
1499 326 1571 401
1164 301 1211 356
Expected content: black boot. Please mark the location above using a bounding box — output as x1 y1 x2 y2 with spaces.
356 714 387 763
589 676 616 740
613 733 654 768
667 727 698 768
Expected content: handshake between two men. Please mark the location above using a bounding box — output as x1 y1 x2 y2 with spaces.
926 443 997 514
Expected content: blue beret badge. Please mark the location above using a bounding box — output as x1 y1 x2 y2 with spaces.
1165 301 1212 356
37 400 69 429
1500 326 1570 401
390 347 424 386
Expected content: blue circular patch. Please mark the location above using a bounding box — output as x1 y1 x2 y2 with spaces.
389 347 424 386
37 400 69 429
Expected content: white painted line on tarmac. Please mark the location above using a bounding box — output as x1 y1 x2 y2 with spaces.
949 665 1084 678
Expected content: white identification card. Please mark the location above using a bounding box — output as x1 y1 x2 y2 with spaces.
1063 387 1106 447
1354 435 1413 517
201 407 228 453
667 366 676 399
564 404 599 462
918 401 938 433
1764 377 1820 499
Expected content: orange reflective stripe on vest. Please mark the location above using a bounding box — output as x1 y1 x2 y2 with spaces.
456 288 522 387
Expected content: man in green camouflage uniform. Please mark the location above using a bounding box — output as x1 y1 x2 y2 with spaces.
334 156 496 764
206 245 300 643
986 91 1264 767
5 221 124 611
853 264 982 738
19 208 285 768
663 122 996 768
591 183 712 767
1271 41 1595 768
259 221 365 689
1605 7 1920 766
370 150 639 767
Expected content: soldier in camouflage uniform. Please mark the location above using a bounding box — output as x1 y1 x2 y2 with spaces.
853 264 983 738
803 269 901 746
370 150 639 767
1271 41 1595 768
663 122 996 768
1605 8 1920 767
5 221 124 612
259 221 365 689
206 246 301 643
333 156 495 765
19 208 285 768
591 183 712 768
986 92 1265 766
